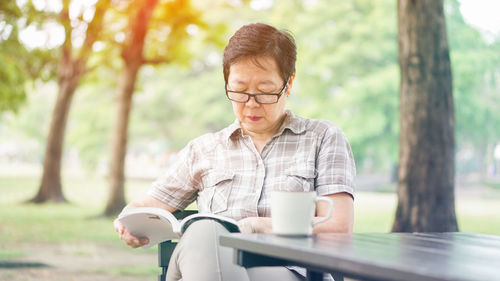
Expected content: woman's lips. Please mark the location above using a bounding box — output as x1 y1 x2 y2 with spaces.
247 116 262 121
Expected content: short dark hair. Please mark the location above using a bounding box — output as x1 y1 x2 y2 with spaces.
223 23 296 85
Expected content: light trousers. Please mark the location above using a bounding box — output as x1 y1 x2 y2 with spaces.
165 219 306 281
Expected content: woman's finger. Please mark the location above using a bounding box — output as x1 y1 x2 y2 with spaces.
113 218 124 234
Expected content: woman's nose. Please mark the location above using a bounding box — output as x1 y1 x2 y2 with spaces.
245 95 260 107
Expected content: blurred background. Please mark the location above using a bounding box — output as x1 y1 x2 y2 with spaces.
1 0 499 280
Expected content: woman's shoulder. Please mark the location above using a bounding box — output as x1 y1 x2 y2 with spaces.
296 116 352 151
296 114 345 138
187 123 236 150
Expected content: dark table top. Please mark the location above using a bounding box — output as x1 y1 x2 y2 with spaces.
219 232 500 281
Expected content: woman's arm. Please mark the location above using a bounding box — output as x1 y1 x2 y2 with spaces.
313 192 353 234
113 194 177 248
238 192 353 234
121 194 177 213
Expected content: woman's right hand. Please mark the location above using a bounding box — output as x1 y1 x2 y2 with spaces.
113 218 149 248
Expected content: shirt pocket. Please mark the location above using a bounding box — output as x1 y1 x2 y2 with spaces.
198 170 235 214
284 162 317 192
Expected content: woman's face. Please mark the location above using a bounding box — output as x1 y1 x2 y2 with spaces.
227 56 293 136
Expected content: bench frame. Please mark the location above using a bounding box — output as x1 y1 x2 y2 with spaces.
157 210 198 281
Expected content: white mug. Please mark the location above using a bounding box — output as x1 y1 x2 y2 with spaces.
271 191 334 236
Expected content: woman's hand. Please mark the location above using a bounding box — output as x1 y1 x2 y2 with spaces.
237 217 272 234
113 218 149 248
113 194 177 248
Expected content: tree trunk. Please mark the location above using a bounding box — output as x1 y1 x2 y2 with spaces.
393 0 458 232
31 76 79 203
104 0 158 216
30 47 82 203
104 66 141 216
30 0 109 204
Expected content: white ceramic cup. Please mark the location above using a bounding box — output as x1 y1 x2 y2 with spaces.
271 191 334 236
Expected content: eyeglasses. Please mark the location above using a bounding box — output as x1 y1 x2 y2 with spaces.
225 80 289 104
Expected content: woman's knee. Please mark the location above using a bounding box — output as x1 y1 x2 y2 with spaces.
168 219 236 281
182 219 228 240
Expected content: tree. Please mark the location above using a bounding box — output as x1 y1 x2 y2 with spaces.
268 0 400 171
104 0 159 216
392 0 458 232
0 1 55 113
445 0 500 178
104 0 214 216
31 0 110 203
0 1 27 113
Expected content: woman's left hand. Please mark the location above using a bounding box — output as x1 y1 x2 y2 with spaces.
237 217 272 233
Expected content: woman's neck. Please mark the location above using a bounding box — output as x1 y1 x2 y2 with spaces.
242 113 287 148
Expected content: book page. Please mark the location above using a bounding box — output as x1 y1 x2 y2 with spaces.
179 213 240 234
118 207 181 249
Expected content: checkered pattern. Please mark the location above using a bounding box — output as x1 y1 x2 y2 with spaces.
148 110 356 220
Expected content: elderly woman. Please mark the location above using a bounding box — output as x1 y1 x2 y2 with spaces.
114 23 355 281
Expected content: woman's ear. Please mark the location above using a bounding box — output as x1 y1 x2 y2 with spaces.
286 73 296 96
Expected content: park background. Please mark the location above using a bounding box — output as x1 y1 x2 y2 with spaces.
1 0 500 280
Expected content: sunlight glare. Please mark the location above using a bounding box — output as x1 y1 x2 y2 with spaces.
15 0 28 7
32 0 46 11
83 6 97 22
71 22 87 48
115 32 126 43
186 24 199 35
70 0 97 21
226 0 243 7
459 0 500 42
250 0 273 10
19 22 65 49
92 41 106 52
0 21 13 41
303 0 318 9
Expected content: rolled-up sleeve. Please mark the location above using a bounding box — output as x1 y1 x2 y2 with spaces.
148 142 200 210
315 126 356 199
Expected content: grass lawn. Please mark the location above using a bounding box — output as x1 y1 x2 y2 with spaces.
1 175 500 245
1 175 499 280
0 176 160 280
353 190 500 234
0 176 150 246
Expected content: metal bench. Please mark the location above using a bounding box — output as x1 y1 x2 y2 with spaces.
157 210 198 281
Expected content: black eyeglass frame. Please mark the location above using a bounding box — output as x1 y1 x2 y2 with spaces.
225 78 290 104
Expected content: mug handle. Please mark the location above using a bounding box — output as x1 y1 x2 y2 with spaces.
312 196 334 227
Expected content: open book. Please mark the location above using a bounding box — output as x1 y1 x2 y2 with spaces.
118 207 239 249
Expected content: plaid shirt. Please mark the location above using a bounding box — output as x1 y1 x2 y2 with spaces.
148 110 356 220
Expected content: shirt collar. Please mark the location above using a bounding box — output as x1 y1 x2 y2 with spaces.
278 110 306 135
223 110 306 143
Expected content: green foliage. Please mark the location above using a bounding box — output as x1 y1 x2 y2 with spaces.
446 0 500 173
0 50 27 112
67 82 115 171
59 0 233 169
0 1 58 113
146 0 202 65
1 0 499 175
130 66 232 151
336 65 400 168
2 82 56 142
279 0 399 170
1 3 28 113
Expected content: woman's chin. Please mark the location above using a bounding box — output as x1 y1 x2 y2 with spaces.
243 124 265 134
